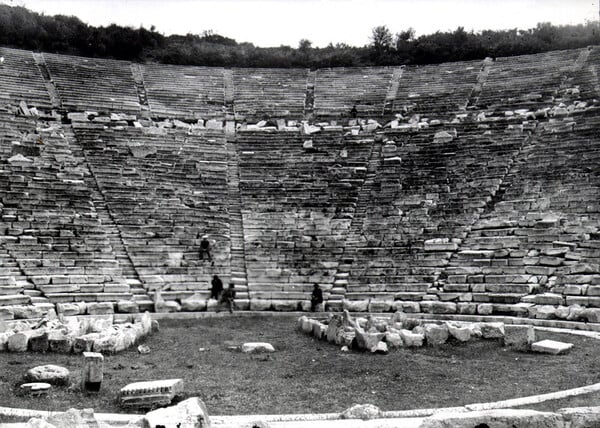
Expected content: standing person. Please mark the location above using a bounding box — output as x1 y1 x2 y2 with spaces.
199 234 213 263
210 275 223 300
311 283 323 312
217 283 236 313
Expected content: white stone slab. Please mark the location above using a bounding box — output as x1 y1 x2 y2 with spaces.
531 339 573 355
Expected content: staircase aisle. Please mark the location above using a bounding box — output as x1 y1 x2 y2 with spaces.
82 158 153 311
226 140 250 306
331 137 383 307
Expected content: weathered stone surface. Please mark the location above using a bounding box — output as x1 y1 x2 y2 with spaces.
27 364 70 386
47 330 73 353
73 333 100 354
386 332 403 348
117 300 140 313
19 382 51 396
13 305 45 319
479 322 505 339
87 302 115 315
249 299 271 311
155 300 181 313
56 302 86 316
181 294 207 312
83 352 104 392
326 314 343 343
313 322 327 340
559 406 600 427
24 417 55 428
400 329 424 347
343 299 369 312
446 322 472 342
47 408 99 428
341 403 381 420
373 341 388 354
120 378 184 409
582 308 600 323
419 409 564 428
8 331 31 352
477 303 493 315
28 331 49 352
531 339 573 355
354 330 385 352
424 324 449 346
504 325 536 351
144 397 211 428
241 342 275 353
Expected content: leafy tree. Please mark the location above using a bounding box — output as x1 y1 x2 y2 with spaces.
370 25 394 52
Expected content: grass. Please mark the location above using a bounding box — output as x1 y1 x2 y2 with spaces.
0 314 599 416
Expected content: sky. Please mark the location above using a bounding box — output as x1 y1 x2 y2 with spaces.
1 0 598 48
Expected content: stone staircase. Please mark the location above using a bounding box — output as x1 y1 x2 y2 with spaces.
82 159 152 310
130 63 151 115
382 67 404 117
464 57 493 110
333 136 383 308
32 52 63 110
304 70 317 121
226 140 249 307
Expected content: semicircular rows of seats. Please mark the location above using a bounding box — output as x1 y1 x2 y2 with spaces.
0 44 599 324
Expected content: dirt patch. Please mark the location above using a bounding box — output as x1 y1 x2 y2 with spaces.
0 315 598 415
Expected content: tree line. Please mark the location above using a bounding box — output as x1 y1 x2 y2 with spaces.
0 4 599 67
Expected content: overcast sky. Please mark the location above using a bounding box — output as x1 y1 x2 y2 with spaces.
2 0 598 47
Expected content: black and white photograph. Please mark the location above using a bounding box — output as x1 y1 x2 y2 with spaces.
0 1 599 427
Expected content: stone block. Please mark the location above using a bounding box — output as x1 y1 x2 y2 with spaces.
446 322 472 342
424 324 449 346
477 303 493 315
117 300 140 313
73 333 100 354
504 325 536 351
531 339 573 355
343 299 369 312
431 301 457 314
120 378 185 409
419 409 564 428
392 301 420 313
28 331 49 352
12 305 44 320
479 322 505 339
559 406 600 427
143 397 211 428
241 342 275 353
87 302 114 315
272 300 298 311
154 301 181 313
8 331 30 352
456 302 477 315
385 332 403 348
250 299 272 311
48 331 73 353
19 382 51 397
27 364 70 386
181 294 207 312
400 329 424 347
83 351 104 392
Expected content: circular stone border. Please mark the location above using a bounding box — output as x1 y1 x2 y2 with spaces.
1 311 599 426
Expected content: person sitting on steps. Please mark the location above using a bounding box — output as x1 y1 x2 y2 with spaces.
311 283 323 312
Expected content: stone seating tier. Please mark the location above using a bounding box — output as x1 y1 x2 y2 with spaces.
0 47 53 110
43 53 141 114
233 68 308 120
